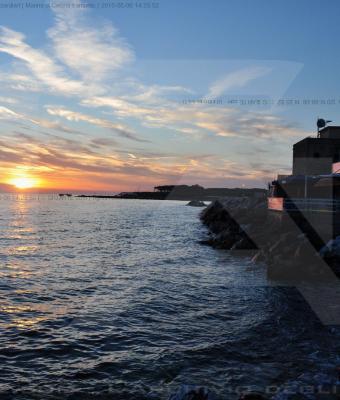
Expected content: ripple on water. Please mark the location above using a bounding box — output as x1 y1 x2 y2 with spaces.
0 198 339 399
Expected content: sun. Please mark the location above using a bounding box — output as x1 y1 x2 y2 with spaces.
9 176 39 190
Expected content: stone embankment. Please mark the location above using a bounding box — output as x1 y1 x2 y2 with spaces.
200 197 340 280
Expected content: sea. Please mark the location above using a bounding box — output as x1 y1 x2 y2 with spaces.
1 195 340 400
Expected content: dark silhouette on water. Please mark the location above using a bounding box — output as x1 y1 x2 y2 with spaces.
75 185 266 201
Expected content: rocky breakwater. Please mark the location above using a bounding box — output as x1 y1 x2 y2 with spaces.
200 197 340 281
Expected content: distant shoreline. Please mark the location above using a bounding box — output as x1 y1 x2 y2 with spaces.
70 186 267 202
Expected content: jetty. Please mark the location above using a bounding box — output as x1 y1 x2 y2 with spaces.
75 185 266 201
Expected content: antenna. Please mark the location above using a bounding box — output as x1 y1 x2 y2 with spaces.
317 118 332 137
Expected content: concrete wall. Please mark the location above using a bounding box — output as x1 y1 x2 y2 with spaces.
293 137 340 175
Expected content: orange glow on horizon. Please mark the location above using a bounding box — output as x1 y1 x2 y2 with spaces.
2 169 157 193
7 175 41 190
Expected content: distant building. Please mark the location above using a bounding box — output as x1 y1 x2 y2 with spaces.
154 185 176 193
293 126 340 175
153 185 266 199
154 184 204 194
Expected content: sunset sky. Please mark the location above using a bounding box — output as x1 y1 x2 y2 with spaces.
1 0 340 192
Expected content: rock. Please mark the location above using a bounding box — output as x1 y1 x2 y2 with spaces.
186 200 206 207
214 231 238 249
199 239 215 246
231 236 257 250
199 196 340 279
251 250 266 263
320 236 340 258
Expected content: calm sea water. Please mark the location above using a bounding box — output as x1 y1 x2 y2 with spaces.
1 195 340 400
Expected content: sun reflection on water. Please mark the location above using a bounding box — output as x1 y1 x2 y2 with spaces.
0 302 70 330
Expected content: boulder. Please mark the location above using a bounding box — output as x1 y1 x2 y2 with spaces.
231 236 257 250
200 197 340 278
320 236 340 258
214 231 238 249
187 200 206 207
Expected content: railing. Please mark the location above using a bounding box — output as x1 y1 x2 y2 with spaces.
268 197 340 213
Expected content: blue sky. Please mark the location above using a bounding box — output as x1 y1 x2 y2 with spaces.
0 0 340 191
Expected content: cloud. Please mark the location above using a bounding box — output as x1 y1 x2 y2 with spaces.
45 106 148 142
0 148 23 164
0 105 21 119
0 96 17 104
48 7 134 81
82 96 156 118
0 105 84 135
123 82 193 104
0 127 285 191
0 26 100 96
0 72 43 92
0 134 181 184
90 137 118 148
83 94 304 141
0 10 305 190
208 66 272 98
0 19 292 145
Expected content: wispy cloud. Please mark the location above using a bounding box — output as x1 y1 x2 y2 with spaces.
0 131 278 190
45 106 148 142
208 66 272 98
0 26 100 96
82 96 157 118
0 6 304 190
0 105 21 119
48 7 134 81
0 72 43 92
0 105 83 135
82 95 303 140
0 96 17 104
